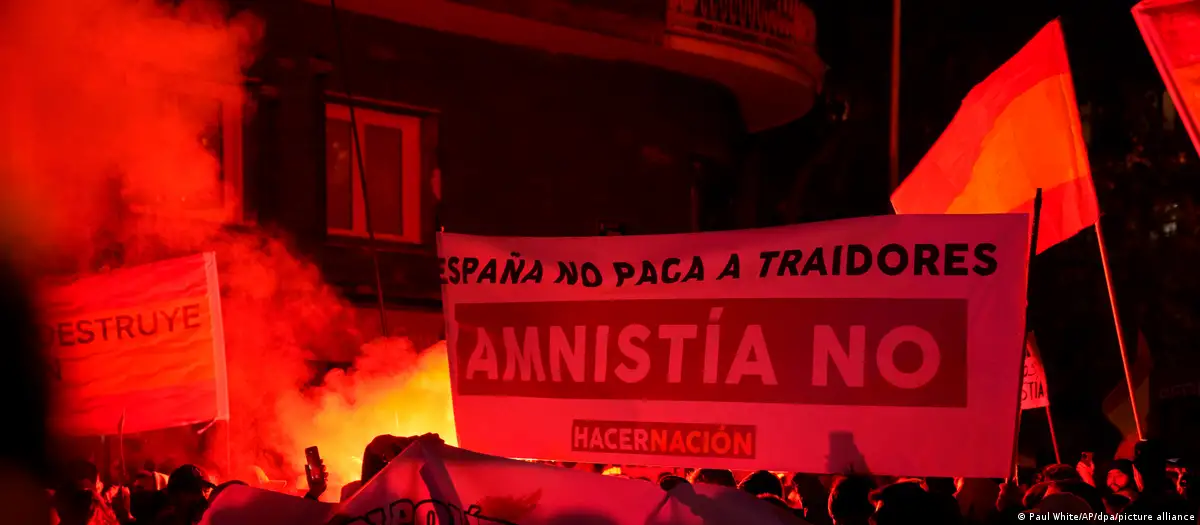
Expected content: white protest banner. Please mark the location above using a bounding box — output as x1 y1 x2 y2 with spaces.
41 252 230 436
201 484 334 525
439 214 1029 478
334 442 805 525
1021 333 1050 410
202 442 806 525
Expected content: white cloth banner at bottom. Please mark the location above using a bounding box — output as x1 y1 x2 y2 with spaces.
201 442 807 525
200 484 334 525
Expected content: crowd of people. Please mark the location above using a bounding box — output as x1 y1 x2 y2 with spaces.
46 433 1196 525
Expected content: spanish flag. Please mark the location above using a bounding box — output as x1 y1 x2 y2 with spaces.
1134 0 1200 156
891 20 1098 254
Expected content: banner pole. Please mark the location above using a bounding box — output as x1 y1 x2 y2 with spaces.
1093 221 1145 441
888 0 902 191
1044 405 1061 464
100 435 111 487
118 411 128 486
329 0 389 337
1010 188 1043 480
225 422 233 483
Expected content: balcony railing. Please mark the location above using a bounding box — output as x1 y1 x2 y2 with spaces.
666 0 817 68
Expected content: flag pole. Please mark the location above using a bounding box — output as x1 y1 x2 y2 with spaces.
1094 221 1145 441
224 422 234 483
1011 188 1043 479
100 435 110 487
888 0 902 191
118 410 128 486
1044 405 1061 464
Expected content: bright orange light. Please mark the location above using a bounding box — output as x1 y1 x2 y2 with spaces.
275 338 457 497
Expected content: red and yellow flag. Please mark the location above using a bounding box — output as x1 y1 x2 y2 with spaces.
1134 0 1200 156
41 253 229 436
891 20 1098 253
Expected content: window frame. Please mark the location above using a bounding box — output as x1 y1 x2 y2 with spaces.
126 82 246 225
324 103 423 245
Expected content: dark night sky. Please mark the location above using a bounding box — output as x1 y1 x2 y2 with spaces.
791 0 1200 461
812 0 1156 178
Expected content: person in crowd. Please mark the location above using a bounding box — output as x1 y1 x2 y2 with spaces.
1017 478 1100 513
870 480 956 525
919 478 962 525
154 464 216 525
739 470 784 498
128 470 169 523
1167 459 1185 492
1029 492 1093 518
994 478 1028 523
131 470 168 493
52 486 119 525
1125 439 1190 515
1105 459 1139 499
688 469 735 488
756 493 792 510
1039 463 1082 482
828 476 875 525
658 474 689 491
1166 458 1194 511
0 256 52 525
924 477 956 497
52 460 132 525
339 480 361 503
788 473 832 525
1102 493 1132 515
209 480 249 503
953 477 999 524
1045 479 1104 513
1178 469 1194 510
1022 481 1048 510
341 433 445 502
341 434 417 501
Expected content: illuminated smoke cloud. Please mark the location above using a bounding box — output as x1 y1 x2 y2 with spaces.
0 0 454 489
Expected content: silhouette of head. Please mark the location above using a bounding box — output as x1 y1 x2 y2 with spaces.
828 476 875 525
658 474 689 491
870 481 937 525
739 470 784 498
1040 464 1081 482
689 469 735 488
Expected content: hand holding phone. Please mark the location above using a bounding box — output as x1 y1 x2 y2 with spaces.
304 446 327 501
1077 452 1097 487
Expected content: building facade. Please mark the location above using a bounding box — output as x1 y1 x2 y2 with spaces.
231 0 823 357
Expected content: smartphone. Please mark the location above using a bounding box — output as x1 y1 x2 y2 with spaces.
304 446 324 483
1081 452 1094 464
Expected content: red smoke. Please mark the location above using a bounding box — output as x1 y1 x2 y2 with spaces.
1 0 454 494
0 0 258 262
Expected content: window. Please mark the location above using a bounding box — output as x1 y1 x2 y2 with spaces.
127 87 244 223
325 103 422 244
